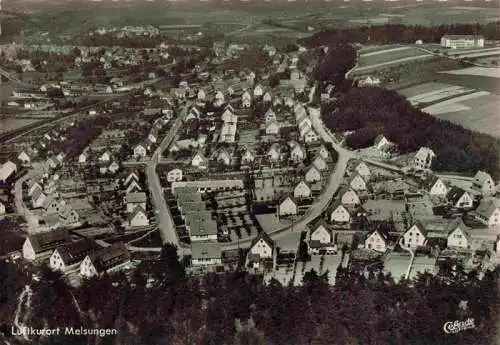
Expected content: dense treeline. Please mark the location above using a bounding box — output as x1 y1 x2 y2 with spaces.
313 44 357 86
322 87 500 177
8 245 498 345
300 22 500 47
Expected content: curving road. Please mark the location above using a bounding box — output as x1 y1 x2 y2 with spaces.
13 169 39 233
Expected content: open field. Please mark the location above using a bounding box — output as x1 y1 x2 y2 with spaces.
406 84 475 105
424 93 500 138
359 46 431 67
441 66 500 78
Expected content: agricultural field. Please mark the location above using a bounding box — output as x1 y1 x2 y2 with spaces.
398 78 500 138
442 66 500 78
358 46 432 70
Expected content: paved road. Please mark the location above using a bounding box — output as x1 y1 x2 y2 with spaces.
146 103 189 248
13 169 39 233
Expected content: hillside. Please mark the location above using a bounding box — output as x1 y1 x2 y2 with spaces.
322 87 500 177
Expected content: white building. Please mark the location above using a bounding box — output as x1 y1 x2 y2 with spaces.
475 198 500 227
191 242 222 267
330 202 350 223
441 35 484 49
279 196 297 217
365 230 388 252
167 168 183 182
294 181 312 199
471 171 496 196
446 219 471 249
413 147 436 170
402 221 427 249
23 229 69 261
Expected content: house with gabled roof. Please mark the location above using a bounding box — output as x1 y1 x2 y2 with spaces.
365 229 388 253
349 174 367 192
471 171 496 196
312 155 327 171
422 175 447 196
308 219 336 255
266 120 280 136
49 240 96 272
215 147 233 166
446 218 471 250
303 128 320 145
0 160 17 183
475 198 500 227
18 150 31 165
330 201 350 223
241 90 252 108
133 143 148 159
278 196 297 217
167 168 183 182
305 165 322 184
80 243 131 278
191 151 208 169
290 142 306 163
0 201 5 215
241 148 255 165
263 91 272 103
78 150 89 164
125 192 147 213
248 231 274 262
267 143 284 163
373 134 391 151
413 147 436 170
31 186 47 209
99 151 111 162
253 84 264 97
27 180 42 197
447 187 473 209
125 179 142 194
124 171 139 186
128 205 149 227
402 221 427 249
23 229 69 261
354 160 371 181
340 188 360 206
294 180 312 199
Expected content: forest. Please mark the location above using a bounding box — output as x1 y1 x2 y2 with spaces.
300 22 500 47
321 87 500 178
0 245 498 345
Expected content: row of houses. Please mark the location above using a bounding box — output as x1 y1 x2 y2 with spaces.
22 229 130 277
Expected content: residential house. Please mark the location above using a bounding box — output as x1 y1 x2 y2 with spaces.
49 240 95 272
133 143 148 159
241 91 252 108
241 148 255 165
446 219 471 249
471 171 496 196
167 168 183 182
190 218 218 242
248 232 275 268
265 108 277 123
78 151 89 164
401 221 427 249
340 188 361 206
23 229 69 261
267 143 284 163
413 147 436 170
373 134 391 151
365 229 388 253
148 128 159 144
312 155 327 171
216 148 232 166
308 219 336 255
354 161 371 181
125 192 147 213
99 151 111 162
475 198 500 227
253 84 264 98
303 128 320 145
266 120 280 136
186 107 201 121
31 186 47 209
294 181 312 199
191 241 222 267
422 175 448 196
305 165 322 184
318 144 330 161
27 180 43 196
0 201 5 215
59 205 80 225
349 174 367 192
0 160 17 182
263 91 272 103
80 243 131 278
290 142 306 163
330 201 350 223
279 196 298 217
128 206 149 227
447 187 473 209
191 151 208 169
18 151 30 165
124 172 139 186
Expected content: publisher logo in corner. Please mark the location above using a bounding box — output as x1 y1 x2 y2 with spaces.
443 318 476 334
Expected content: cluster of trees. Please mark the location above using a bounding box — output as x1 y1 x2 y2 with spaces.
322 87 500 177
312 44 356 86
6 244 498 345
301 22 500 47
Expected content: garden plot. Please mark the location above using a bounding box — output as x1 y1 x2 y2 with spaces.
383 252 412 283
421 91 491 115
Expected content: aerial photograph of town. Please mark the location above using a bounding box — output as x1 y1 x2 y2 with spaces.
0 0 499 344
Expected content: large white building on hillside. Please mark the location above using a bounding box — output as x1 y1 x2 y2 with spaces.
440 35 484 49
